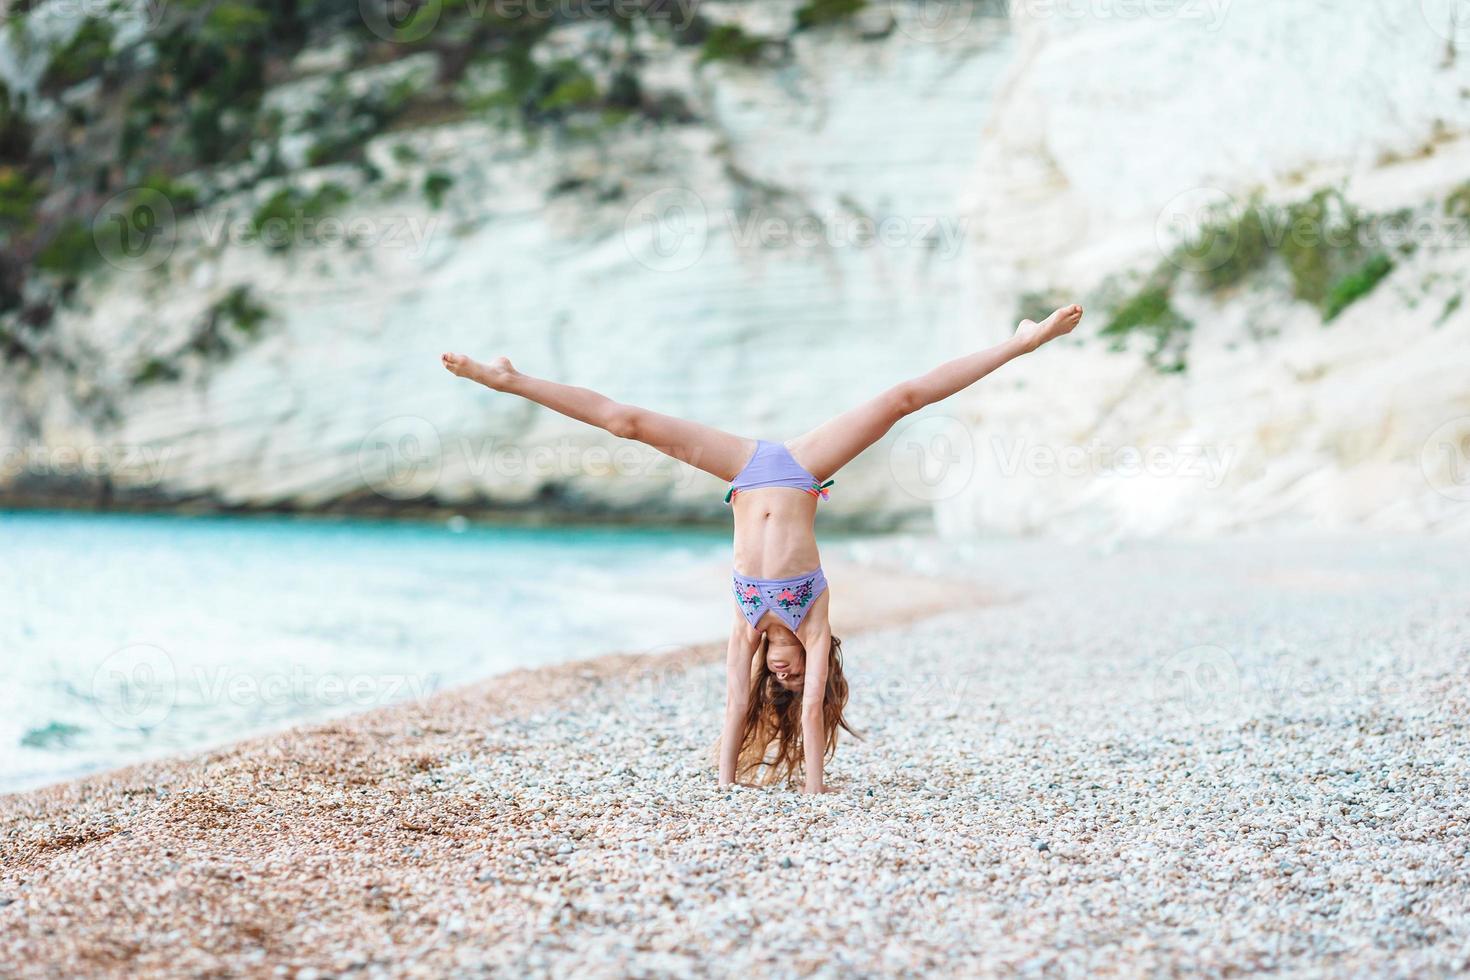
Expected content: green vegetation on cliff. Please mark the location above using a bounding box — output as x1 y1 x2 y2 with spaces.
0 0 830 348
1095 187 1427 372
1100 281 1193 373
795 0 869 30
132 284 272 385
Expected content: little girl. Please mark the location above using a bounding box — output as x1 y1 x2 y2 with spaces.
443 304 1082 792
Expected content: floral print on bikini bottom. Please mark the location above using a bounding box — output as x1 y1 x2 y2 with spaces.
732 575 819 628
768 577 815 611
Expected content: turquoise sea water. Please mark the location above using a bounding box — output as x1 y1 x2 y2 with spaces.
0 511 733 793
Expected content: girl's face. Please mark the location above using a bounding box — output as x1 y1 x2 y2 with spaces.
765 628 806 693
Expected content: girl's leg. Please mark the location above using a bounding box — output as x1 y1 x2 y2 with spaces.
442 353 755 481
785 305 1082 480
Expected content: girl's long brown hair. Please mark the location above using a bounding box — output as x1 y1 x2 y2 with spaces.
735 634 858 786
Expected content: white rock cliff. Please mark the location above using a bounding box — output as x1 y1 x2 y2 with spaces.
3 1 1468 535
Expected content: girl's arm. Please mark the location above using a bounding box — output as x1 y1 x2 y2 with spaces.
718 619 760 788
785 304 1083 481
799 626 833 794
442 353 756 481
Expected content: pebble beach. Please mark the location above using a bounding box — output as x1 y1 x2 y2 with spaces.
2 536 1468 977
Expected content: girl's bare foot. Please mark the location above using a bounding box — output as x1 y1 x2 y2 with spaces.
1015 304 1083 353
441 353 516 390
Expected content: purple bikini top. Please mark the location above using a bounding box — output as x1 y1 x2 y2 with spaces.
725 440 835 504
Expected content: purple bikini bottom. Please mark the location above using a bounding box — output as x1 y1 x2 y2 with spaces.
732 567 829 632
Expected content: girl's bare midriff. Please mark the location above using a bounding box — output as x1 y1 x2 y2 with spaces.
731 488 821 579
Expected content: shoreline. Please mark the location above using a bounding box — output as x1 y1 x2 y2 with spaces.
0 492 929 534
1 514 945 797
1 555 986 830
